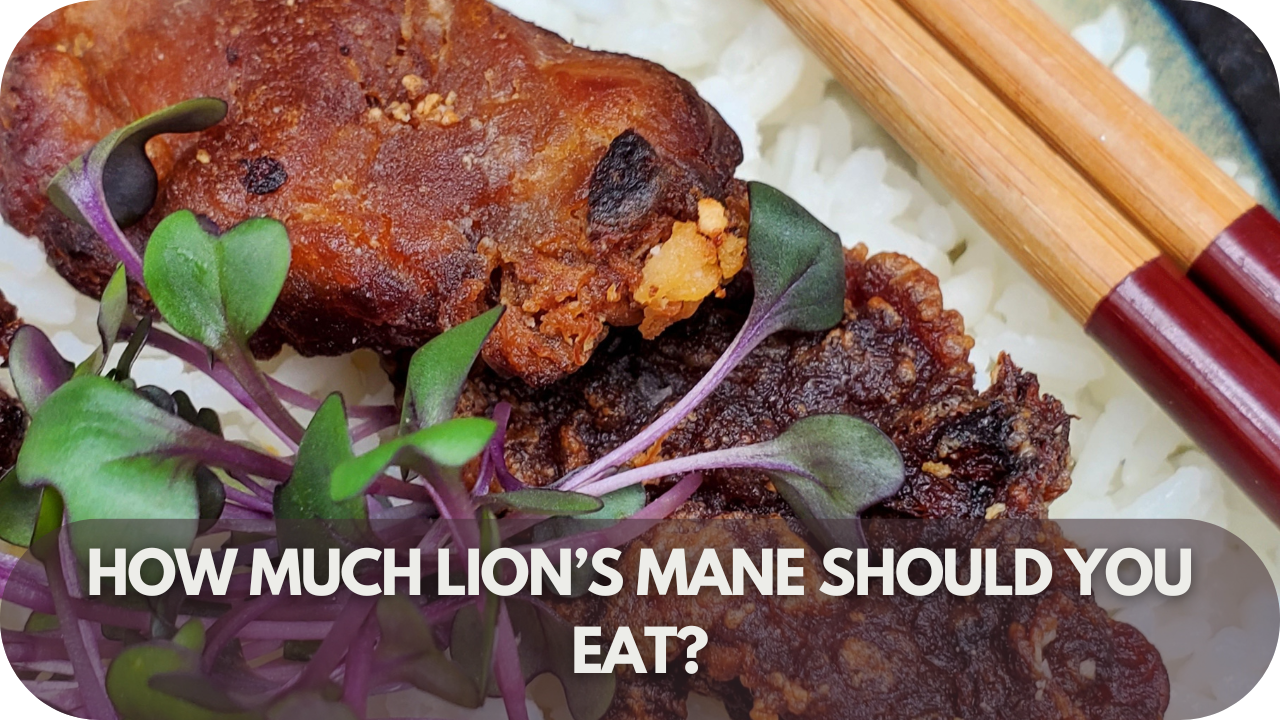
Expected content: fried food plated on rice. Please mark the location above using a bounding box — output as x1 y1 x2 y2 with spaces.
0 1 1173 718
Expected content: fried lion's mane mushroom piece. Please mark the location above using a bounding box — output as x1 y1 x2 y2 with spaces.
459 250 1164 718
0 0 746 386
460 247 1073 519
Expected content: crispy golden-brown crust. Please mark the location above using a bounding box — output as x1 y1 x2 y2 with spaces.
459 247 1073 519
0 0 744 385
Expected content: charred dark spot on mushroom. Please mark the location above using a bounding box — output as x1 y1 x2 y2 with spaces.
588 129 662 234
0 289 20 362
239 157 288 195
0 387 25 473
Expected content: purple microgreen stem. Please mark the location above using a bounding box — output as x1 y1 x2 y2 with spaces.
53 163 144 280
142 326 299 450
203 594 286 671
367 476 431 504
230 469 276 502
290 594 375 693
218 346 307 446
476 402 522 495
48 531 117 720
415 463 481 552
560 321 767 492
224 486 273 515
342 613 379 718
493 602 530 720
577 442 787 497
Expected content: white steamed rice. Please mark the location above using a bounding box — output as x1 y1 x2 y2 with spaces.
1 1 1275 717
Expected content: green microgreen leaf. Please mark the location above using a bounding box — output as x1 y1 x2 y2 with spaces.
48 98 228 230
95 263 130 368
142 209 305 442
479 488 604 516
106 620 254 720
747 415 904 548
0 468 43 547
330 417 495 501
275 394 368 544
8 324 73 411
743 181 846 334
375 595 482 708
530 485 646 598
16 376 206 560
112 314 153 382
532 484 645 540
144 210 291 350
402 306 503 432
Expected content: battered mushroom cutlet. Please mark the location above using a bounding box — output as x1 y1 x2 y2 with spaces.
0 0 746 386
585 520 1169 720
459 246 1074 519
462 250 1165 718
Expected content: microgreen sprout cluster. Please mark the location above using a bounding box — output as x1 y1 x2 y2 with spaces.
0 100 905 720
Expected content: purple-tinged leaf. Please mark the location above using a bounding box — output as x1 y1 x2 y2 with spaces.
9 324 73 411
741 182 846 335
580 416 903 548
95 264 129 370
111 314 152 382
46 98 228 280
0 468 44 547
18 375 289 563
375 595 482 708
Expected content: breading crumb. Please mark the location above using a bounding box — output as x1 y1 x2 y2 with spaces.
634 198 745 338
388 101 412 123
922 461 952 478
401 73 427 99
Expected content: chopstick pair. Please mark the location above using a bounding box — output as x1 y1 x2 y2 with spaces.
898 0 1280 360
763 0 1280 526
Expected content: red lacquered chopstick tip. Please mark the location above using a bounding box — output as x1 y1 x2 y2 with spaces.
1087 256 1280 523
1189 205 1280 359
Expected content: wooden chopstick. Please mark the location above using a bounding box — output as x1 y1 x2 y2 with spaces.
762 0 1280 525
896 0 1280 359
